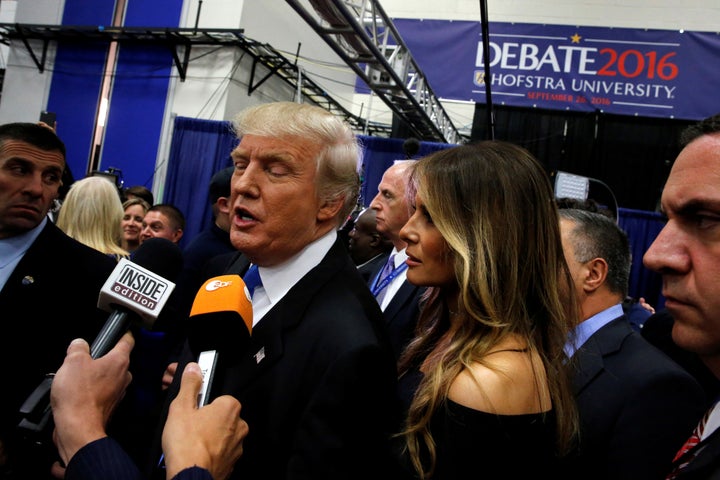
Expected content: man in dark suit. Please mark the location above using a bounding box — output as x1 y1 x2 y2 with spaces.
151 102 399 480
363 160 425 362
558 208 707 479
0 122 117 478
643 113 720 479
348 206 392 276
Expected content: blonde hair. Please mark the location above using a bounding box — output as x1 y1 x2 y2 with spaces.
57 176 129 259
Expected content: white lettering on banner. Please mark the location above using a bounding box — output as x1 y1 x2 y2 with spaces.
485 73 676 100
476 41 598 74
472 30 681 111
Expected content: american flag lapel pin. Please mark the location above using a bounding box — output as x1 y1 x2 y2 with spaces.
254 347 265 364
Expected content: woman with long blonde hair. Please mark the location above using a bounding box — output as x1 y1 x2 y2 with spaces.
396 141 579 479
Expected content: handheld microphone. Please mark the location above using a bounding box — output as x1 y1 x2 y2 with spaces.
187 275 252 406
92 237 182 357
17 237 183 438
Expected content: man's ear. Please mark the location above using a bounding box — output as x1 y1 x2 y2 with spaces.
583 257 608 293
369 233 381 247
217 196 230 214
317 196 344 223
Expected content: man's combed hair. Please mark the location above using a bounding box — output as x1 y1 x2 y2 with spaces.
558 208 631 297
232 102 361 225
680 113 720 147
0 122 66 158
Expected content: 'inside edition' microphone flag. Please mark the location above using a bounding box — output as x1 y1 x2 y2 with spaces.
92 237 182 359
98 257 175 328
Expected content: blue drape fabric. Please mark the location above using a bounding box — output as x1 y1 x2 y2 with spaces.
163 117 238 248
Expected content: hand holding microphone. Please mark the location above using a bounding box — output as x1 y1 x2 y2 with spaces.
18 238 183 440
50 333 135 469
50 333 248 480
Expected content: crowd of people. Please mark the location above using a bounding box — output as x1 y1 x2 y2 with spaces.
2 105 720 479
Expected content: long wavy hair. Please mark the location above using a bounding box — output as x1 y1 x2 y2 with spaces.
397 141 579 478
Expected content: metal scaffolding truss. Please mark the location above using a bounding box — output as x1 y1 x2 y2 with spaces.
285 0 463 144
0 22 393 137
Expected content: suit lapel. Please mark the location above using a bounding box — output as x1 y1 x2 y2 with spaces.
220 239 351 393
383 280 419 323
572 316 630 394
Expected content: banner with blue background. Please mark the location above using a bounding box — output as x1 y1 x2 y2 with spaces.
366 19 720 121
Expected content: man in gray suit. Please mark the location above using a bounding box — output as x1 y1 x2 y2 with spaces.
153 102 399 480
558 208 706 479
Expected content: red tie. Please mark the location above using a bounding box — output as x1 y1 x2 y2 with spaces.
667 403 715 479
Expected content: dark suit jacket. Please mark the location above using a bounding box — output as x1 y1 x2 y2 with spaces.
357 251 390 283
642 310 720 405
0 221 116 479
564 316 708 480
151 238 400 480
360 253 424 362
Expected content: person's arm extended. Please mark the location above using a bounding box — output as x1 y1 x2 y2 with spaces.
51 334 134 466
162 363 248 480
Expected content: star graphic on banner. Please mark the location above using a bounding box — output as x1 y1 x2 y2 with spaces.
571 33 582 43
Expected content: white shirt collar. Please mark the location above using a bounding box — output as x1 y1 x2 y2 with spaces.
250 229 337 325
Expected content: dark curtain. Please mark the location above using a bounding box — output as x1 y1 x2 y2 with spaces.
471 104 594 175
163 116 238 247
594 114 692 211
471 104 692 212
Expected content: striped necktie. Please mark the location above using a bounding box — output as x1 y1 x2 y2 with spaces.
377 254 396 286
374 254 396 305
667 402 717 479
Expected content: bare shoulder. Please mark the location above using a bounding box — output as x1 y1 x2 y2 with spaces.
447 351 551 415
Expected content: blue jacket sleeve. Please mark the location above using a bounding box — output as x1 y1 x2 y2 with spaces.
65 437 214 480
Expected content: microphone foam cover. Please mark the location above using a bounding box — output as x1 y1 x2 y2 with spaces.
132 237 184 282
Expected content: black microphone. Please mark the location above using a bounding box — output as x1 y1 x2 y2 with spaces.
403 137 420 159
186 274 253 406
17 237 183 439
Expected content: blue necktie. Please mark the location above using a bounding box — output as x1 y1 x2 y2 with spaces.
377 254 396 287
374 254 396 305
243 264 262 298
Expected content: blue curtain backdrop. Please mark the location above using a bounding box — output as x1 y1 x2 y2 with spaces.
163 116 238 248
617 208 666 309
358 136 453 207
163 117 664 307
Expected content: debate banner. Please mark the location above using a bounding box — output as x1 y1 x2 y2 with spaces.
359 19 720 121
